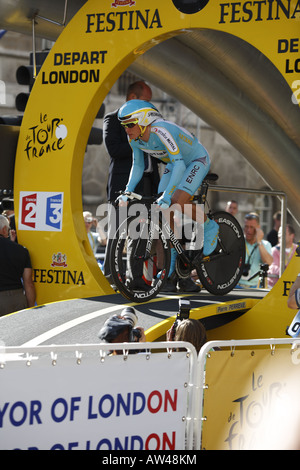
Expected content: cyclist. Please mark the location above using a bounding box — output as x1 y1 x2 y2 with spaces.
117 99 219 279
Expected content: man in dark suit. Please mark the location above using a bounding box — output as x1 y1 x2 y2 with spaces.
102 81 160 280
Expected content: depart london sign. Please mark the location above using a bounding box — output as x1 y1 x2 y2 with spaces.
14 0 299 304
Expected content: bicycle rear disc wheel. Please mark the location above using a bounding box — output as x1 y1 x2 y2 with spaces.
109 215 171 302
197 211 245 295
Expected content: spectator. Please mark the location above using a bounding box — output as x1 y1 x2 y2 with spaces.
98 306 145 355
1 197 17 242
267 211 281 247
102 81 160 283
225 200 238 217
174 319 207 354
167 318 207 354
238 212 273 288
0 214 36 316
268 224 298 287
83 211 99 255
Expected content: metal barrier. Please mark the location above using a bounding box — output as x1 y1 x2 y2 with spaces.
2 337 300 450
0 341 197 451
196 337 300 450
210 184 288 277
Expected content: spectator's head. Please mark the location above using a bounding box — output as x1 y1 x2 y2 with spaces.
174 319 207 354
279 224 296 247
98 315 132 354
0 197 14 215
244 212 260 244
225 200 238 216
98 307 141 355
273 211 281 229
0 214 10 237
83 211 93 232
126 80 152 102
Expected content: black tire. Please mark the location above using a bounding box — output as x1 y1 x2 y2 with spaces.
109 215 171 302
197 211 245 295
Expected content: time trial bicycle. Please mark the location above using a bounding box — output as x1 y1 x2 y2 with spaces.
109 173 245 303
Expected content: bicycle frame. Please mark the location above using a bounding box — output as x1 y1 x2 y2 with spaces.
125 186 228 274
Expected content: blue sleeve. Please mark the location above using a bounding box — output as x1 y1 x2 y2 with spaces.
125 145 145 193
158 163 172 194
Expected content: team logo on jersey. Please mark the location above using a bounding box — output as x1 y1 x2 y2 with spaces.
111 0 136 7
186 164 200 184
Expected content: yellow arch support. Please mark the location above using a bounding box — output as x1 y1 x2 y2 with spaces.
14 0 300 304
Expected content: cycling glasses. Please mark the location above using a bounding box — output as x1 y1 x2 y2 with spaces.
121 120 138 129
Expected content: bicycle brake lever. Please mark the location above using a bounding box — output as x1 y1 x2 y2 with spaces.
124 191 142 200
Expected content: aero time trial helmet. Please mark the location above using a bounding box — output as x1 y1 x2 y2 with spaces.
118 99 162 127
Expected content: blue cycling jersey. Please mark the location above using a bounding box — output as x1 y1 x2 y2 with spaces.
126 119 210 204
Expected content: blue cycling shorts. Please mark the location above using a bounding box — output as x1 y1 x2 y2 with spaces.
177 155 210 196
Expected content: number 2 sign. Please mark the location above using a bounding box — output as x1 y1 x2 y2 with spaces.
19 191 64 231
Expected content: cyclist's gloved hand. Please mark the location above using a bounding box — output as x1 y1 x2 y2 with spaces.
155 194 170 210
116 193 128 205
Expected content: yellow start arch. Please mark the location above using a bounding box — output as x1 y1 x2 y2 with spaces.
14 0 300 304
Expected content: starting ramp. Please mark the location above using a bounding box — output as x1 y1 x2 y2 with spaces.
1 251 299 347
147 251 300 343
0 254 299 451
0 289 263 347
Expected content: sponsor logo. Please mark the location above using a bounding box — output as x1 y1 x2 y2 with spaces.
33 268 85 286
86 9 162 33
153 127 178 154
19 191 64 231
111 0 136 7
217 217 242 238
219 1 300 23
33 253 85 286
51 252 68 268
186 164 200 184
24 114 66 160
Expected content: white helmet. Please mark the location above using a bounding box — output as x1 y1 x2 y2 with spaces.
118 99 162 127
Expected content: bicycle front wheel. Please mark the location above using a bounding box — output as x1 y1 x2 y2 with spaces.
197 211 245 295
109 215 171 302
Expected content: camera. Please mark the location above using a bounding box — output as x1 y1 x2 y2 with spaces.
122 306 138 327
171 298 191 340
242 263 251 277
121 307 141 341
177 298 191 321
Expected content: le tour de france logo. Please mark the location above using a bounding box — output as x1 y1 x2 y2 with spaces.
24 113 68 161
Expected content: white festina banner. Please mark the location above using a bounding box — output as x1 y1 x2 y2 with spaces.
0 343 194 450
